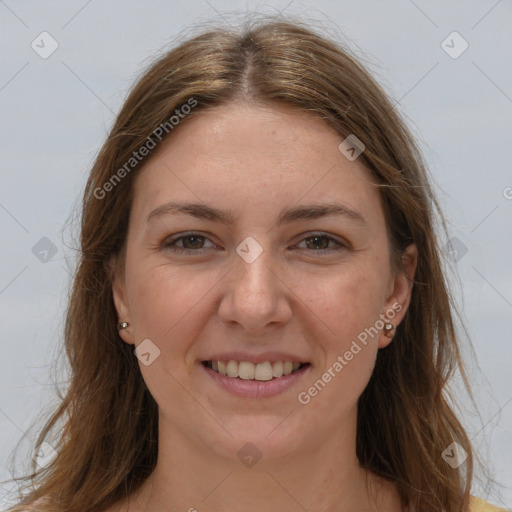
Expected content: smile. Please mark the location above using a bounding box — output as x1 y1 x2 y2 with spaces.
203 360 308 381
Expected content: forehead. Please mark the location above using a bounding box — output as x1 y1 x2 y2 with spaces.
131 102 383 226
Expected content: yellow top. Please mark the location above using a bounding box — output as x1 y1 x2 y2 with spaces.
471 496 510 512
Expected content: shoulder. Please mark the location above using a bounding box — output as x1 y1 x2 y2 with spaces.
470 496 510 512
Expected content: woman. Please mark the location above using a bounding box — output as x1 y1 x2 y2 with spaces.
5 17 507 512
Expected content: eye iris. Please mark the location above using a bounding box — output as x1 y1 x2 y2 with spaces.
183 235 204 249
306 235 329 250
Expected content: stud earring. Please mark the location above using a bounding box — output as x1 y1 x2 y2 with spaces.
118 322 129 331
383 323 395 338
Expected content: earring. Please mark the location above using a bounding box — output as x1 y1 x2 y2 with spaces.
383 323 395 338
118 322 129 331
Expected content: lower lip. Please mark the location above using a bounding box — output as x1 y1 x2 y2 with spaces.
202 363 310 398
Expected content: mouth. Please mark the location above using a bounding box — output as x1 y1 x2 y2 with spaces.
202 360 310 381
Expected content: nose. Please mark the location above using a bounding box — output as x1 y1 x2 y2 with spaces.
217 247 293 334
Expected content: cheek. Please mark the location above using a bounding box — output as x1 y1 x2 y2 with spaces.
309 266 387 348
297 270 385 417
125 261 222 357
125 265 214 401
122 263 233 426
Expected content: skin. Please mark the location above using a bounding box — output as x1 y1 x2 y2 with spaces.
110 101 417 512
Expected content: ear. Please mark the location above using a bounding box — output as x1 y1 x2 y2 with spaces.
110 255 135 346
378 243 418 349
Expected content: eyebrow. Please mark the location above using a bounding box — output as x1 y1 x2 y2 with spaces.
145 200 367 226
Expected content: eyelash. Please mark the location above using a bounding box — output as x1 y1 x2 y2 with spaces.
161 232 347 255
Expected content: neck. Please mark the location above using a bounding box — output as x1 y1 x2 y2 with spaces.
126 412 402 512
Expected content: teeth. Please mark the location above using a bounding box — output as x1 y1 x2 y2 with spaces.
208 360 304 381
254 362 273 381
226 360 238 378
272 361 283 378
238 361 255 380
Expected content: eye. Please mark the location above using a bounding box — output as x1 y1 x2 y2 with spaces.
162 232 216 255
294 233 346 254
161 231 347 256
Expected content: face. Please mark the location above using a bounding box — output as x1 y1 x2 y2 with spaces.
112 101 417 464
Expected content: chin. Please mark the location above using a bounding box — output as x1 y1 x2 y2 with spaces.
207 416 306 466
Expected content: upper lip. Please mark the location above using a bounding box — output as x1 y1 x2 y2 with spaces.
201 351 309 364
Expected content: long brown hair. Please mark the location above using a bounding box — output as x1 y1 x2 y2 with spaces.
6 16 480 512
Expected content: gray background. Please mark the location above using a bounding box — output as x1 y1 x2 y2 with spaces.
0 0 511 508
